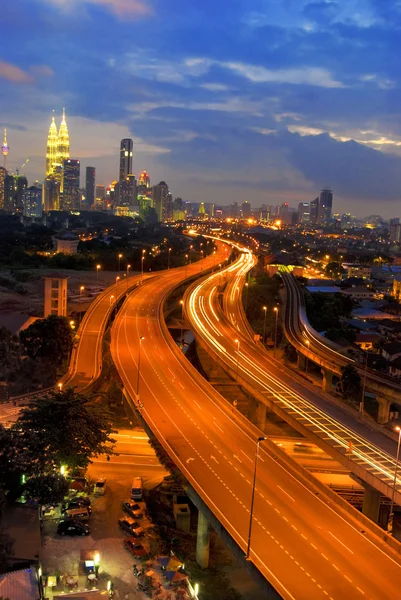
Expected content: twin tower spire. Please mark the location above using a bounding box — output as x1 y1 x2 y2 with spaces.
46 109 70 178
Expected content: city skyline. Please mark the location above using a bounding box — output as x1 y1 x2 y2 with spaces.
2 0 401 216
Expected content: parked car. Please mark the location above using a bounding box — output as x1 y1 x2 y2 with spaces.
61 507 90 521
69 495 91 507
63 499 92 514
94 477 107 495
57 519 90 536
123 538 147 557
118 516 143 537
122 500 143 518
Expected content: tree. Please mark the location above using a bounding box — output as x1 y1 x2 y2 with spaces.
0 327 20 383
16 388 117 472
19 316 74 370
325 261 344 279
23 473 69 505
340 364 361 402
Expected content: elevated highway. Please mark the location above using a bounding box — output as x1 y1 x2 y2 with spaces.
282 270 401 423
111 243 401 599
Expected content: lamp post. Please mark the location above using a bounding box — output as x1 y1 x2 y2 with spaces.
246 436 267 559
136 336 145 399
185 254 189 279
180 300 184 348
96 264 101 285
116 276 120 286
189 245 193 265
110 295 115 306
388 426 401 534
244 282 249 312
58 382 63 392
234 339 240 381
273 306 279 358
262 306 267 343
305 340 310 375
360 351 369 414
168 247 172 270
118 253 123 272
80 285 84 297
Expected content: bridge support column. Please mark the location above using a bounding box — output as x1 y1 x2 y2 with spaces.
297 352 306 370
377 397 390 424
321 368 333 393
362 484 381 524
256 401 266 432
196 509 210 569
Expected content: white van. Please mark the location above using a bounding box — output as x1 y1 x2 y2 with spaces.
131 477 143 501
94 477 107 496
62 507 90 521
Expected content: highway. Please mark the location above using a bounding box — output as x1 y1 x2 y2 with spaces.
186 244 401 507
110 243 401 599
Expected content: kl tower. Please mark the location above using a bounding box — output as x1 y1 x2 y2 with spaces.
2 129 9 171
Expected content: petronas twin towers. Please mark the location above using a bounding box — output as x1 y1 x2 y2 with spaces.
45 109 70 190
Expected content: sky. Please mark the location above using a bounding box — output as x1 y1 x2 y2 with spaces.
1 0 401 217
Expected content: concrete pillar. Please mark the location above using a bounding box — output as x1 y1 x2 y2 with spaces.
256 401 266 432
297 351 306 370
196 509 210 568
377 398 390 424
362 485 381 524
321 368 333 393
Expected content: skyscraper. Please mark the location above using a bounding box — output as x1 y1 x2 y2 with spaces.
319 188 333 222
152 181 169 221
0 166 6 209
57 109 70 167
23 186 42 218
4 174 16 212
2 129 9 170
85 166 95 208
46 115 58 176
62 159 80 211
119 139 133 181
43 176 60 211
16 176 28 211
310 197 319 224
298 202 310 224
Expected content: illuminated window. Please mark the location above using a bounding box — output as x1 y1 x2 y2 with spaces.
125 151 128 157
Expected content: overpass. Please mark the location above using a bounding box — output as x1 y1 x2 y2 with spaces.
282 270 401 424
110 242 401 599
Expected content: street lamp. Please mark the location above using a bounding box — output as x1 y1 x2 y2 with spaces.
234 339 240 381
262 306 267 343
126 264 131 290
141 255 145 283
246 436 267 559
180 300 184 348
118 253 123 272
168 247 172 270
305 340 310 375
273 307 279 358
58 382 63 392
136 336 145 399
96 264 101 285
360 351 368 414
185 254 189 279
80 285 85 296
110 295 115 306
388 426 401 534
244 282 249 311
116 276 120 286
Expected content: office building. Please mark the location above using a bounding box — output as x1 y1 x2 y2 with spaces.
310 197 319 224
85 166 95 208
118 173 137 206
16 176 28 211
4 174 16 212
298 202 310 224
0 166 6 209
319 188 333 222
173 197 185 221
62 159 80 211
390 219 401 243
43 177 60 212
95 184 106 209
45 110 70 193
46 115 58 177
23 185 42 218
139 170 150 188
152 181 169 221
241 201 251 218
119 139 133 181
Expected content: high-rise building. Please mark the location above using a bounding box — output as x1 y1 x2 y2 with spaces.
23 185 42 218
298 202 310 224
310 197 319 224
139 170 150 188
2 129 9 170
119 139 133 181
43 176 60 212
0 166 6 209
16 176 28 211
57 109 70 167
4 174 16 212
390 219 401 243
319 188 333 222
241 201 252 219
152 181 169 221
173 197 185 221
62 159 80 211
46 115 58 177
85 166 95 208
118 174 137 206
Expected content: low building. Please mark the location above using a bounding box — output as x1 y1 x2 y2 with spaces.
341 287 375 300
389 356 401 378
382 341 401 362
392 275 401 301
55 233 79 255
43 274 69 317
354 332 381 351
344 264 371 279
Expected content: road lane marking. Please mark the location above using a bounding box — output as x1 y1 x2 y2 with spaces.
328 531 354 554
277 485 295 502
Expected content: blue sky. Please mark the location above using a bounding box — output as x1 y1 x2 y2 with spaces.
1 0 401 216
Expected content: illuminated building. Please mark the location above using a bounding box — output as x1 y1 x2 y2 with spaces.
85 166 95 208
152 181 169 221
310 197 319 224
16 176 28 211
173 197 185 221
23 186 42 218
241 201 251 218
139 170 150 188
44 275 68 318
43 177 60 211
0 166 6 209
119 139 133 181
56 108 70 180
46 115 58 176
298 202 310 224
319 188 333 222
117 173 137 206
62 159 80 211
2 129 9 170
4 174 16 212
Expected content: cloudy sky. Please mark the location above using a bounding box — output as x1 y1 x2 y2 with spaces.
2 0 401 216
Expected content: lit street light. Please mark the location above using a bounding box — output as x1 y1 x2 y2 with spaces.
244 282 249 311
127 264 131 290
110 295 115 306
116 276 120 286
141 255 145 283
305 340 310 375
246 436 267 559
96 264 101 285
58 382 63 392
273 306 279 358
262 306 267 343
80 285 85 296
234 339 240 381
168 247 172 270
180 300 184 348
185 254 189 279
136 336 145 399
118 253 123 272
388 426 401 535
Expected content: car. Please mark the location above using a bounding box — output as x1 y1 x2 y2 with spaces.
122 500 143 518
118 516 143 537
94 477 107 495
57 519 90 536
63 499 92 514
69 495 91 507
123 538 147 558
